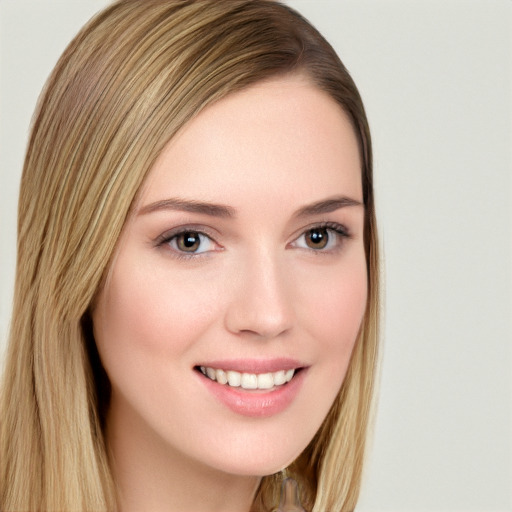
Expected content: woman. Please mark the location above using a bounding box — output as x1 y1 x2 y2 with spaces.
0 1 379 511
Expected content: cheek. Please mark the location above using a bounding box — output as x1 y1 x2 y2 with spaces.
92 255 220 374
297 251 367 371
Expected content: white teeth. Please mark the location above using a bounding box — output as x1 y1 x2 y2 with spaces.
273 370 286 386
199 366 297 390
241 373 258 389
257 373 274 389
216 369 228 385
226 370 241 387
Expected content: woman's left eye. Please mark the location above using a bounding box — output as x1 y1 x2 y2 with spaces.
291 225 348 252
165 231 217 255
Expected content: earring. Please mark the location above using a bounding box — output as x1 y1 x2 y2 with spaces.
274 476 306 512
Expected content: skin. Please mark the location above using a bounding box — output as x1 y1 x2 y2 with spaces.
92 74 367 512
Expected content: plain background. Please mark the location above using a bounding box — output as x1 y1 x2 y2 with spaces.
0 1 510 510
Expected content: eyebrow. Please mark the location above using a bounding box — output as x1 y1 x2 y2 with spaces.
137 198 236 218
293 196 363 218
137 195 362 218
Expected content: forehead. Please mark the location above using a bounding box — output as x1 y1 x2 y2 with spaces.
138 75 362 209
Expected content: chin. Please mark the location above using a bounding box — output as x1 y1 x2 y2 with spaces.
215 458 293 479
196 429 310 478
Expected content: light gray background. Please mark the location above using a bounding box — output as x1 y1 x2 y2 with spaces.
0 1 510 510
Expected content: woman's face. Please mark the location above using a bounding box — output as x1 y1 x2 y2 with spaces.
92 74 367 477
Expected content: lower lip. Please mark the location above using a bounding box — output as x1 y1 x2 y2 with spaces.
198 369 307 418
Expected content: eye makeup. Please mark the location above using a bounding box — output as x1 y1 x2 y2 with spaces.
153 220 352 262
287 220 353 256
154 224 223 260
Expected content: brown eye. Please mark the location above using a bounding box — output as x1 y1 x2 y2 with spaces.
305 228 329 249
162 229 217 257
176 232 201 252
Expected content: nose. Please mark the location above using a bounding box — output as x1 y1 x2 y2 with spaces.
224 250 294 339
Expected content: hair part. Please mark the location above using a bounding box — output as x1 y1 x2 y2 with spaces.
0 1 379 510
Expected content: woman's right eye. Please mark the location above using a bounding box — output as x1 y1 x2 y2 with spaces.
164 231 217 256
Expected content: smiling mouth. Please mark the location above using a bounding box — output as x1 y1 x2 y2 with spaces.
195 366 300 391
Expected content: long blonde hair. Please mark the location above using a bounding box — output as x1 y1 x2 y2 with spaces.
0 1 379 510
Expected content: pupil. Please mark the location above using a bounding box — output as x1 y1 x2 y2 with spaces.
311 231 323 243
307 228 328 249
180 232 200 251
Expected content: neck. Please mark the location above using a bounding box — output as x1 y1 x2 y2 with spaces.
105 393 261 512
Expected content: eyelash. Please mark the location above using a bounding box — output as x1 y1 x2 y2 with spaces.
291 222 351 254
155 222 351 260
155 225 220 260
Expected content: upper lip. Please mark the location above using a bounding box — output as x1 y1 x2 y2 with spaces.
195 358 305 373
